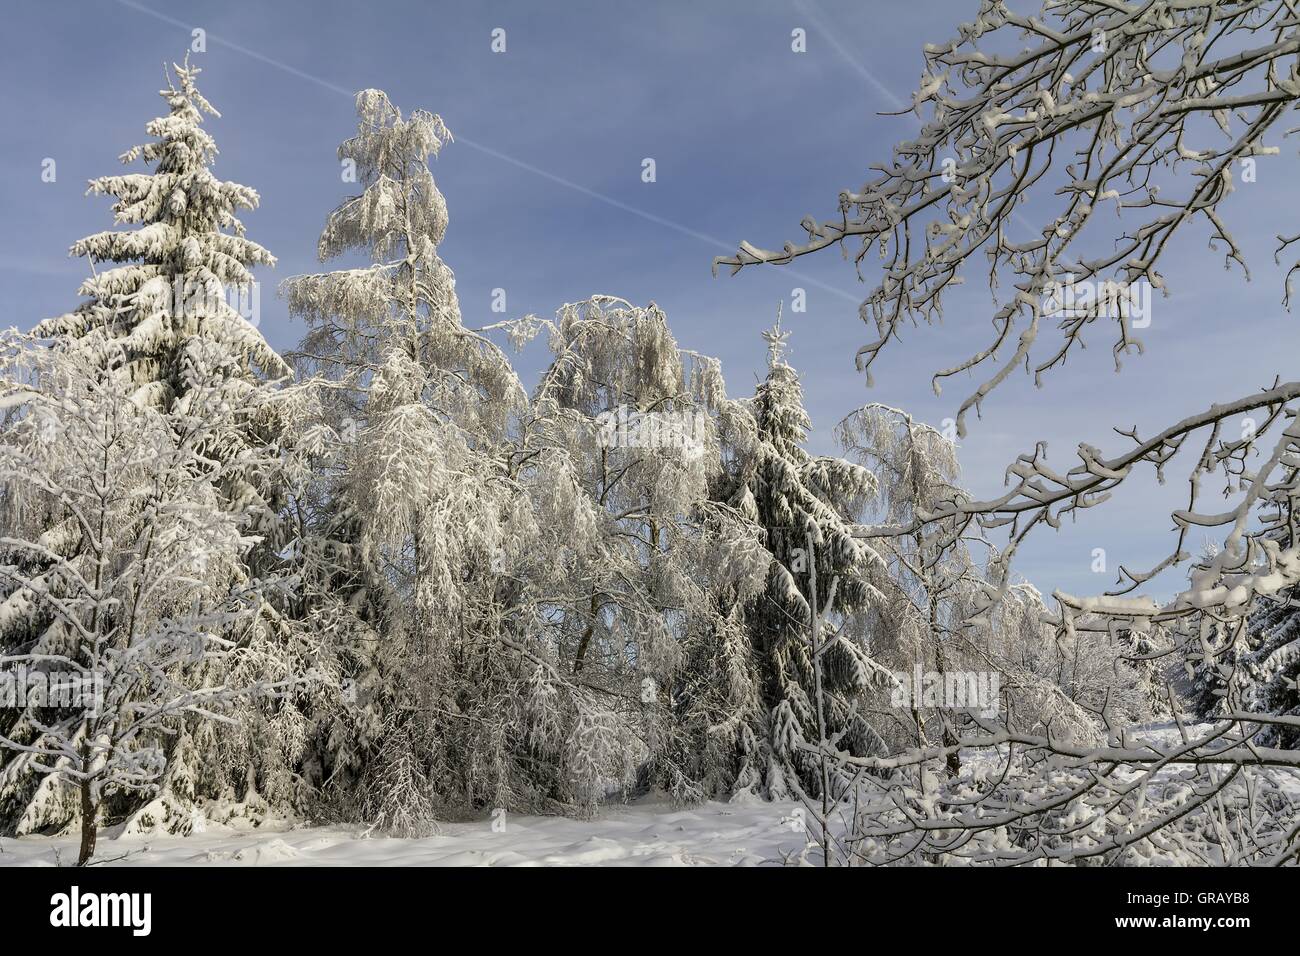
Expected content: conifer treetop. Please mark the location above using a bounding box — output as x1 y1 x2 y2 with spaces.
37 55 287 405
760 303 791 368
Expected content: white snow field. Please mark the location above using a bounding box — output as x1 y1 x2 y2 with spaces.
0 799 817 867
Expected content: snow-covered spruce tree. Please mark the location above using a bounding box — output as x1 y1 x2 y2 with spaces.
1 59 319 836
1241 585 1300 747
0 333 309 864
519 296 770 803
712 315 887 800
718 0 1300 861
36 58 287 407
1191 502 1300 744
1192 528 1300 744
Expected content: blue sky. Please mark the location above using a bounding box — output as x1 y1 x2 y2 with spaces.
3 0 1298 599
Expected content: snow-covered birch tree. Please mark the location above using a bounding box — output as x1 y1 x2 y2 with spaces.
286 91 659 826
518 295 771 802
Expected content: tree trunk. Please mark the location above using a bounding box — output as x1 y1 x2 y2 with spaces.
931 607 962 779
77 746 97 866
573 591 599 674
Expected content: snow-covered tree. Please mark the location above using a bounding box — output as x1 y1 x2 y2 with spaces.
286 88 504 828
520 296 771 802
0 333 310 864
837 405 1157 768
287 92 668 826
37 57 286 408
713 314 887 800
1 58 318 837
1241 586 1300 747
836 404 974 768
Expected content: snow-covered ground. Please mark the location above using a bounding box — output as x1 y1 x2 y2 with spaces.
0 799 816 867
6 726 1292 867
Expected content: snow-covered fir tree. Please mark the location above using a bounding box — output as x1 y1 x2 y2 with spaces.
1187 504 1300 744
1241 589 1300 748
1192 537 1300 746
0 59 318 838
36 58 287 406
714 314 886 800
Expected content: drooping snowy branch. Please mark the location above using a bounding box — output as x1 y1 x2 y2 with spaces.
720 0 1300 433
